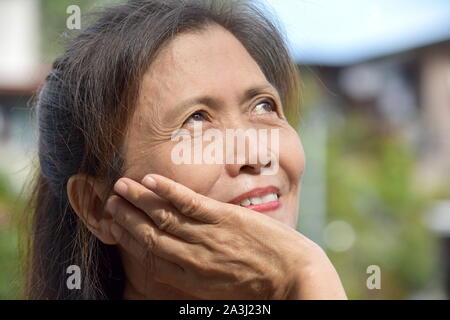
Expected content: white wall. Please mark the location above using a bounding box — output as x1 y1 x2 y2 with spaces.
0 0 40 90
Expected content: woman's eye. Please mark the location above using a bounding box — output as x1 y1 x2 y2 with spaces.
184 111 207 125
253 100 276 115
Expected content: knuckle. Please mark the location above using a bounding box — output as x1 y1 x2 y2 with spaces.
130 187 146 205
180 196 199 216
120 210 132 226
183 232 201 244
166 182 179 199
155 209 172 232
143 227 157 252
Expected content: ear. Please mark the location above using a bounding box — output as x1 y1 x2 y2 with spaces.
67 174 117 245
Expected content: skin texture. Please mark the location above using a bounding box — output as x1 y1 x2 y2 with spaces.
67 24 347 299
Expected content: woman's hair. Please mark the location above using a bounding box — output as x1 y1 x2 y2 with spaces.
24 0 301 299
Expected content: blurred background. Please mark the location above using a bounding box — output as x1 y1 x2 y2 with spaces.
0 0 449 299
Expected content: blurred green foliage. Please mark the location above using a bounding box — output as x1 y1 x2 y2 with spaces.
0 173 22 299
294 68 439 299
40 0 124 63
325 113 437 299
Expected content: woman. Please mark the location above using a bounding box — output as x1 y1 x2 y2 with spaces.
26 0 347 299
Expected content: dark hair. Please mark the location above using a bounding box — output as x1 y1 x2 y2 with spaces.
24 0 301 299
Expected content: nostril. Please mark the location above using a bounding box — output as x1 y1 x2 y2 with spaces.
240 165 254 173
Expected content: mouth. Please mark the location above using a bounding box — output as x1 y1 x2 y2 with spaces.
228 186 281 213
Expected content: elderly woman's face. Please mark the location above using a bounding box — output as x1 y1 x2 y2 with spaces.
122 24 305 228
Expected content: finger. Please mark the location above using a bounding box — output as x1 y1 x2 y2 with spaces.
105 195 197 267
141 174 233 224
113 178 204 243
109 222 188 286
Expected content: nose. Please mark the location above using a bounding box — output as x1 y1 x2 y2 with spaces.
224 135 274 177
227 158 272 177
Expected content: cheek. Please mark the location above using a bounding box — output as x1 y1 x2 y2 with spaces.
279 128 305 186
126 142 222 194
161 163 222 194
273 129 304 228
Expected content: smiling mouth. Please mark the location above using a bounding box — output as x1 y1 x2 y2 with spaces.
228 186 281 213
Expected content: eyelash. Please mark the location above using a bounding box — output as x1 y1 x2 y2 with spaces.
182 99 279 126
183 110 209 125
253 99 277 115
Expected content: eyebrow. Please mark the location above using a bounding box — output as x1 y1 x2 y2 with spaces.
166 83 278 120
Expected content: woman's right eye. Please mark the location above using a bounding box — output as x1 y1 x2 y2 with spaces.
183 111 208 125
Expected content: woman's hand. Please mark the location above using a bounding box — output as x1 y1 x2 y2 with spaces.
105 174 347 300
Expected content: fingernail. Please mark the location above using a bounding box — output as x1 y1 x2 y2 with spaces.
143 175 157 189
110 223 122 241
114 180 128 195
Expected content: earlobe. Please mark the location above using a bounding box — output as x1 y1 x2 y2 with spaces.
67 174 117 245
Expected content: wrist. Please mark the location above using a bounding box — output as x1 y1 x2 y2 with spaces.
286 242 347 300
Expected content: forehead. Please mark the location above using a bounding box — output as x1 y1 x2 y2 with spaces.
138 24 269 110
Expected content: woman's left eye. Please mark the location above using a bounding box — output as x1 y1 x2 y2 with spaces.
253 100 276 115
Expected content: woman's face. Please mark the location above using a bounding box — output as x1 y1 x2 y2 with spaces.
122 24 305 228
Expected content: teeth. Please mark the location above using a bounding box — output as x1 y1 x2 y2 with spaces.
250 197 262 205
262 193 277 203
239 193 278 206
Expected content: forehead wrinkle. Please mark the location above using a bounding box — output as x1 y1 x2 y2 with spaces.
147 26 272 118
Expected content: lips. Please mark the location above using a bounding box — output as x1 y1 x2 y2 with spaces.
228 186 281 213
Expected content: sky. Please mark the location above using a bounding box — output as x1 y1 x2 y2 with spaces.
263 0 450 66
